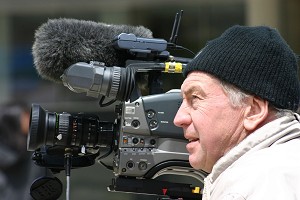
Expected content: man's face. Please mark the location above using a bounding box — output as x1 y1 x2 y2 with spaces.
174 71 247 172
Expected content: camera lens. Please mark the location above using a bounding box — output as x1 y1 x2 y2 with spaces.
27 104 114 151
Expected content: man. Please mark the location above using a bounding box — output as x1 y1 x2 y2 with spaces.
174 25 300 199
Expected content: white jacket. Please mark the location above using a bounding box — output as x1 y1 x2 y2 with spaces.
203 113 300 200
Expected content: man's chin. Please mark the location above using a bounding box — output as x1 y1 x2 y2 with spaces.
189 157 210 173
188 156 201 169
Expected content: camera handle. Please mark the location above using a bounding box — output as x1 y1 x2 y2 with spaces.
108 160 207 200
108 176 202 200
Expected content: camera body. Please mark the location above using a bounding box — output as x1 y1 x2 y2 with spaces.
28 90 207 200
28 90 189 178
114 90 188 177
28 11 207 199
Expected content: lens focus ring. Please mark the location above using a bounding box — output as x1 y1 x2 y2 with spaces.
109 67 121 98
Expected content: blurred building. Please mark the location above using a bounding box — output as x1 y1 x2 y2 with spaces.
0 0 298 199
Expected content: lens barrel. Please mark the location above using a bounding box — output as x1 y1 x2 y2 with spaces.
61 62 135 102
27 104 114 151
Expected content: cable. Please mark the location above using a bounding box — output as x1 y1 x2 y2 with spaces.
99 96 117 107
167 43 195 56
65 148 72 200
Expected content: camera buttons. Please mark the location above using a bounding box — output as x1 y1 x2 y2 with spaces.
126 161 135 169
131 120 140 128
138 161 147 170
150 139 156 145
147 110 155 119
132 137 139 144
149 120 158 129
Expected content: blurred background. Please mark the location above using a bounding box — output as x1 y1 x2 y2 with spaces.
0 0 299 199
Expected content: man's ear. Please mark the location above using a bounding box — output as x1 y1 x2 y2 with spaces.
243 97 269 132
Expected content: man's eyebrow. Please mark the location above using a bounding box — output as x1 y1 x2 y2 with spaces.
182 85 205 97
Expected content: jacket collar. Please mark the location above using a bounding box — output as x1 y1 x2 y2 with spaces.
208 113 300 183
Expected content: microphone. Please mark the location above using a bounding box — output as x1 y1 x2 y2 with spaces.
32 18 153 83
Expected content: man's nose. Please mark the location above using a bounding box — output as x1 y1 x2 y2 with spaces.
173 103 191 128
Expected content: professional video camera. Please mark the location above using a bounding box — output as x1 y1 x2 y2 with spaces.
27 11 208 200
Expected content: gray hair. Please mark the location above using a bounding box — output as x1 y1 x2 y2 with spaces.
219 80 250 108
219 80 293 118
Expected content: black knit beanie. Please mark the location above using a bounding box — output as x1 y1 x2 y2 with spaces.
184 25 300 111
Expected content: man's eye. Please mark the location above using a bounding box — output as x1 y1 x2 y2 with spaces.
190 95 201 109
190 95 198 103
192 95 199 100
191 95 204 104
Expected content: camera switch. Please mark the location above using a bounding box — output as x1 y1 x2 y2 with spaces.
140 138 145 144
123 137 128 144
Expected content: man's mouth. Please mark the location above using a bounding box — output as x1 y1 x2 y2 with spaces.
188 138 199 143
